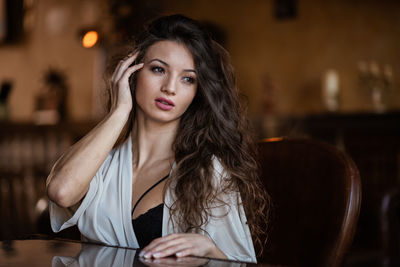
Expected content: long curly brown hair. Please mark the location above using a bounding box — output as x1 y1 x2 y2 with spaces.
107 14 271 256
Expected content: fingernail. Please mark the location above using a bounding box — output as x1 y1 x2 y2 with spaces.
153 252 161 258
176 252 183 257
144 252 152 258
138 63 144 66
139 250 146 257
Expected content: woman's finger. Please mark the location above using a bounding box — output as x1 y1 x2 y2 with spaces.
175 248 194 257
142 234 181 254
113 52 139 84
151 242 191 258
111 59 124 83
117 63 144 86
140 233 215 259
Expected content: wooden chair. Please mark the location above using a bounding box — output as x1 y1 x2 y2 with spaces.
257 138 361 267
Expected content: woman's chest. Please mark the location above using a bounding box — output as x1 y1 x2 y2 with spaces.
131 164 171 219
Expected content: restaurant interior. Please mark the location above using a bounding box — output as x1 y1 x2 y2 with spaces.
0 0 399 266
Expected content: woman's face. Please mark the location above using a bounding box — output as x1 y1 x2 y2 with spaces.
134 40 198 125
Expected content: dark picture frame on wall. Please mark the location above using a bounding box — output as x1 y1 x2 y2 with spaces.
0 0 24 44
274 0 298 20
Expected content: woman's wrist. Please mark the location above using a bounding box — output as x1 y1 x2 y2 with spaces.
206 240 227 259
109 105 131 121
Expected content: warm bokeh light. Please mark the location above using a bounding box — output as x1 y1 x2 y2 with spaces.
82 30 98 48
262 137 284 142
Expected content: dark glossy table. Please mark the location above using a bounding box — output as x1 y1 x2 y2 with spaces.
0 237 267 267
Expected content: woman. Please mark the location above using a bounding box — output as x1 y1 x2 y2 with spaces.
47 14 269 263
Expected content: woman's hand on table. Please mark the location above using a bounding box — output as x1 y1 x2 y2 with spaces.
139 233 227 260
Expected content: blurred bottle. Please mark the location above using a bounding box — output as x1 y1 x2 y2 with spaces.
369 61 385 113
357 61 394 113
357 61 369 90
382 64 395 110
322 69 340 112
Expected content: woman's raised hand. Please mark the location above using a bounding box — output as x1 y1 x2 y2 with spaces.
110 51 144 113
46 52 144 209
139 233 227 260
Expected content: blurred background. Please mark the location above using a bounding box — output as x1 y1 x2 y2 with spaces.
0 0 399 266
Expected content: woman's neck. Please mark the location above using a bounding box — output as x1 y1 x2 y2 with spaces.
131 114 177 171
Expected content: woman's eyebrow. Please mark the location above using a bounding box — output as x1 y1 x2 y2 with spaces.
184 69 196 74
148 58 196 74
148 58 168 66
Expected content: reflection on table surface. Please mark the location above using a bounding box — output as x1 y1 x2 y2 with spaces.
0 238 261 267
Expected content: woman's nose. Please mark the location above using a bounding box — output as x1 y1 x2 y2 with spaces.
161 76 176 95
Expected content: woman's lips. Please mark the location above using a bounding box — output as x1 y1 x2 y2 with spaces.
155 97 175 111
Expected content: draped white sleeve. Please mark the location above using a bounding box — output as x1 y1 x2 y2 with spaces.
50 136 138 248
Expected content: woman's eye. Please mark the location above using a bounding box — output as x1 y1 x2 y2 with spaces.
183 76 196 84
151 66 164 74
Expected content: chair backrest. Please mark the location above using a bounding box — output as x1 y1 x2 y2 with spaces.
257 138 361 267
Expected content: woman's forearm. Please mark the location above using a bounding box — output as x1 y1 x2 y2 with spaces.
46 107 130 208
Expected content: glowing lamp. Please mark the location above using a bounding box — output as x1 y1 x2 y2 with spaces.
82 30 98 48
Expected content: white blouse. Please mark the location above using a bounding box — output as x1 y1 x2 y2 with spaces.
50 136 256 263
